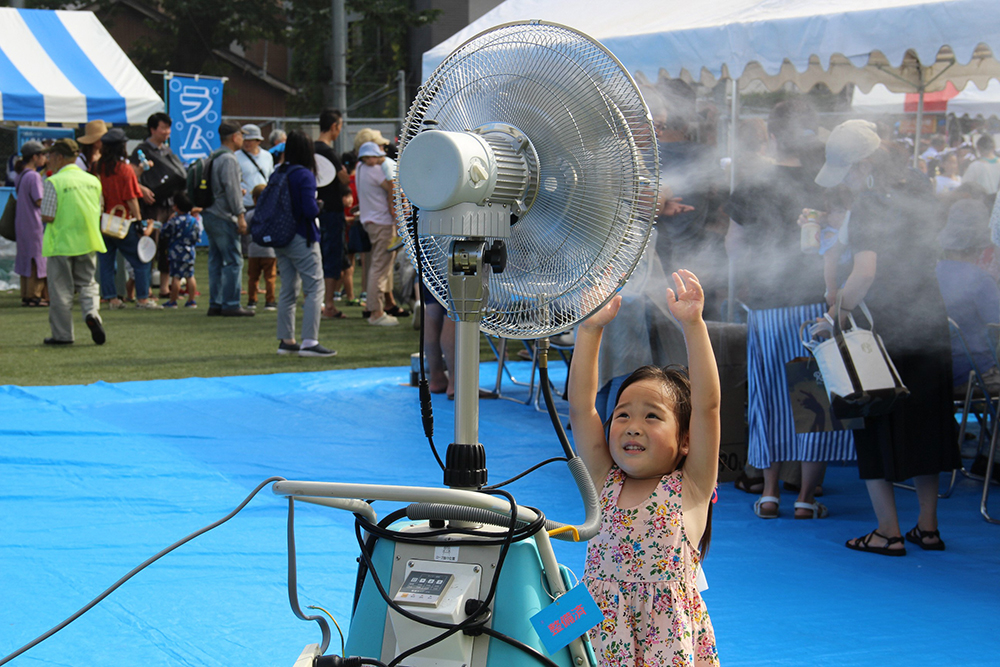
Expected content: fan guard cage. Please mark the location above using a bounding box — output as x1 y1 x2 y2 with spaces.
395 21 659 339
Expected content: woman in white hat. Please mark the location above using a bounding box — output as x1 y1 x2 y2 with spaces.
818 120 959 556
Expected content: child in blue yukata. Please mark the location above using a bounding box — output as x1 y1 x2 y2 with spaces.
161 190 201 308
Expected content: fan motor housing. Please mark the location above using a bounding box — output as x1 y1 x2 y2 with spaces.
398 126 536 239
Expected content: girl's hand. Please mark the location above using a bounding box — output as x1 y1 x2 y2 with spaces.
580 294 621 331
666 270 705 326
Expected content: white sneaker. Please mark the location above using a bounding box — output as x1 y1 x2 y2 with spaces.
369 313 399 327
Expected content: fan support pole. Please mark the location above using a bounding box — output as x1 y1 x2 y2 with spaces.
444 240 490 489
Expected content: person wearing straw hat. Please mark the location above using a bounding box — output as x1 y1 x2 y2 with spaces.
818 119 959 556
76 119 107 172
39 139 106 346
356 140 399 326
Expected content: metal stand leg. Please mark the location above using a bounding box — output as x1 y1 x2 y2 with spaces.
983 403 1000 523
486 335 538 405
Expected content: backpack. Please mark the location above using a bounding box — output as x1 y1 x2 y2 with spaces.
250 165 300 248
139 144 187 201
186 148 226 208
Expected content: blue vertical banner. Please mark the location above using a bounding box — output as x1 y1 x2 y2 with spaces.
166 75 224 164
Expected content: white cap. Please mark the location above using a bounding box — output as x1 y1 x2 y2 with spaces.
815 119 881 188
358 141 386 157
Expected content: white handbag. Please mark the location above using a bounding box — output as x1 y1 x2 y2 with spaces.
800 300 909 419
100 204 131 239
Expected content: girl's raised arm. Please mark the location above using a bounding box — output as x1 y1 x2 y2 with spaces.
666 271 721 503
568 295 620 487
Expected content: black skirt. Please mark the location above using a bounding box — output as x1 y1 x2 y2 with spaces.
854 348 960 482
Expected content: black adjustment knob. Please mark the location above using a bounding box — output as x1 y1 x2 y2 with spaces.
484 240 507 274
443 443 487 488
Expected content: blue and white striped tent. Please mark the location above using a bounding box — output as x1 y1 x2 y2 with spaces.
0 8 163 124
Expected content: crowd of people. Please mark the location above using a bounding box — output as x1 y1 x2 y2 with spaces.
628 82 1000 558
7 109 414 356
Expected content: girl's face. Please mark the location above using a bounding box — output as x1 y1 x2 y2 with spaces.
608 379 689 480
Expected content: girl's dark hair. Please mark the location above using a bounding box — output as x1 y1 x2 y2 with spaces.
80 142 99 169
341 151 358 173
283 129 316 173
173 189 192 213
96 139 127 177
611 364 714 559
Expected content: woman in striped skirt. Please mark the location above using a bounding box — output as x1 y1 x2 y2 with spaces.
726 100 855 520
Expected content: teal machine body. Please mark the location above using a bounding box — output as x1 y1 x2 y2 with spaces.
344 520 594 666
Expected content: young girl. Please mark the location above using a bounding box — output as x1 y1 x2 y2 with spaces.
569 269 720 667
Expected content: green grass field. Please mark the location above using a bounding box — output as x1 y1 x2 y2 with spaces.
0 248 498 387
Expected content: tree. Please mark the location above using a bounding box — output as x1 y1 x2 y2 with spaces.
30 0 288 77
286 0 439 117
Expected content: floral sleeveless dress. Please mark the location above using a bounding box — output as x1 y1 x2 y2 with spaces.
583 466 719 667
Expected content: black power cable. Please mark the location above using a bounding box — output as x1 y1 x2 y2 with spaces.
410 204 445 471
481 626 560 667
537 344 577 460
484 456 569 490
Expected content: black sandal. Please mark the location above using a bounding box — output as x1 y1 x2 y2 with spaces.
846 530 906 556
905 526 946 551
734 471 764 495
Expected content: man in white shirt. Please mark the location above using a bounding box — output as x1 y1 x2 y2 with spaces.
236 124 274 211
962 135 1000 194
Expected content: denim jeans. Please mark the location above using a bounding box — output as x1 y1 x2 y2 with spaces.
202 211 244 310
98 223 150 301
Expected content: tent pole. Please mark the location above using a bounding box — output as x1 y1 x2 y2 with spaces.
727 77 739 323
913 86 925 168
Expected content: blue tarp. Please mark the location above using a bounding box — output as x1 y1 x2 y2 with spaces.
2 366 998 666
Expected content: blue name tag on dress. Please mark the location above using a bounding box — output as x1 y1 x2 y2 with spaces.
529 583 602 655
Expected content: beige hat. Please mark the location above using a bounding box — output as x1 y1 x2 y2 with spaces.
815 119 881 188
78 119 108 145
353 128 390 153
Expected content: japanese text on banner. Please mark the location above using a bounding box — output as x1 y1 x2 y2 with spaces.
167 76 224 164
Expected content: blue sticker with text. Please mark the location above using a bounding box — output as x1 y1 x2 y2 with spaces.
529 583 602 655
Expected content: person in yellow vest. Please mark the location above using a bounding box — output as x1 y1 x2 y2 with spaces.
40 139 107 345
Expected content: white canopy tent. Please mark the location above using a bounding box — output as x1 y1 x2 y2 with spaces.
0 8 163 124
423 0 1000 322
854 80 1000 118
424 0 999 95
